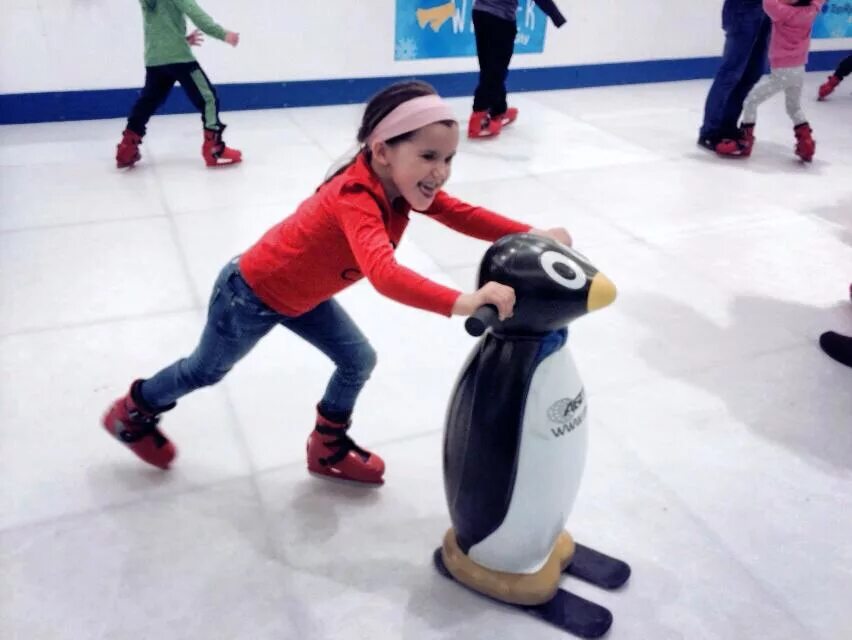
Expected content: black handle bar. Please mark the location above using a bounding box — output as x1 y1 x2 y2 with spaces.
464 305 499 337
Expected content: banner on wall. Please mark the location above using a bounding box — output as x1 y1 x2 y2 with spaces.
394 0 549 60
812 0 852 38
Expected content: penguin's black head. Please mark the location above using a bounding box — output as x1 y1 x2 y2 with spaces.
477 233 616 335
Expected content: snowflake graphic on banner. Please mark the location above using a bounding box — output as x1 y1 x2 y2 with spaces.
395 37 418 60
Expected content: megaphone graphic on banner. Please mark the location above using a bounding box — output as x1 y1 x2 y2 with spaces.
416 1 456 32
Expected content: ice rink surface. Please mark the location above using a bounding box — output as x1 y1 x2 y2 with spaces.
1 75 851 639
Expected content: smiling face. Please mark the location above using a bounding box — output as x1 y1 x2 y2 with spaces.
370 121 459 211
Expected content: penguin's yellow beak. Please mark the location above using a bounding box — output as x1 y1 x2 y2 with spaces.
588 272 617 312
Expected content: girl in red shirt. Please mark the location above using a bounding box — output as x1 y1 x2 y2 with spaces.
103 80 573 485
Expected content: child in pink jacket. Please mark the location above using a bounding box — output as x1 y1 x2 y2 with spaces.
740 0 825 161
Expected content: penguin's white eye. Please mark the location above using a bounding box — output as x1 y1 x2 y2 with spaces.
540 251 588 290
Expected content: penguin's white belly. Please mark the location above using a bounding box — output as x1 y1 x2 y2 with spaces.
468 347 588 574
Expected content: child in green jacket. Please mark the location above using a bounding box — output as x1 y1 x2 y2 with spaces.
116 0 242 168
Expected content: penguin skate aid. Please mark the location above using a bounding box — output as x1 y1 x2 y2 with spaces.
101 80 577 486
434 233 631 638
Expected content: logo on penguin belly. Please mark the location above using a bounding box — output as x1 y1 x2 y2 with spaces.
546 388 588 438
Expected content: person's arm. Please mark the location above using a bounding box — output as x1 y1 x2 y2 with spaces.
532 0 567 27
175 0 227 40
336 192 462 316
762 0 798 21
186 29 204 46
425 191 573 246
336 192 517 319
424 191 532 241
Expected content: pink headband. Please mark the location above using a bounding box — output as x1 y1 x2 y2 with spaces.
366 95 457 146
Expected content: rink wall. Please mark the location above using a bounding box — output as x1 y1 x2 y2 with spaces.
1 0 850 124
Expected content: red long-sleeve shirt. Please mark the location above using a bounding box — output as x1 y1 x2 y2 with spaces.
239 153 531 317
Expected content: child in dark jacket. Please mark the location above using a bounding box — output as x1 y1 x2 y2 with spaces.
698 0 771 157
468 0 566 139
820 331 852 368
116 0 242 169
818 53 852 100
819 284 852 368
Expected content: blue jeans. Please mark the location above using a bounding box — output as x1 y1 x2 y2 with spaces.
700 0 770 141
139 260 377 418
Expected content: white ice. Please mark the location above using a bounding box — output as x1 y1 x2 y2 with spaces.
1 75 851 640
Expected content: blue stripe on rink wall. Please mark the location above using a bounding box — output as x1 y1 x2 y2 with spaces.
1 50 849 125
